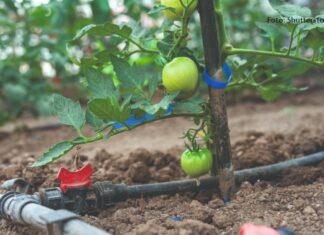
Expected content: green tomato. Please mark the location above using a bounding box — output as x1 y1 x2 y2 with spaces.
180 148 213 177
162 57 199 99
161 0 198 21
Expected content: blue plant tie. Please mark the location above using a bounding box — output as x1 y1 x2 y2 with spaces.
170 215 184 222
223 198 230 205
277 227 295 235
113 104 173 129
203 63 232 89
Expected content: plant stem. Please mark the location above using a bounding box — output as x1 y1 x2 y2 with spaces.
166 0 193 59
214 1 229 62
106 112 204 138
72 112 204 146
127 37 160 55
287 24 297 56
226 48 324 68
296 31 301 56
312 48 318 62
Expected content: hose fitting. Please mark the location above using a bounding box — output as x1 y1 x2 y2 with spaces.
0 192 40 223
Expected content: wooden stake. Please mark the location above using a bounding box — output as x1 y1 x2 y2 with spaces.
198 0 234 200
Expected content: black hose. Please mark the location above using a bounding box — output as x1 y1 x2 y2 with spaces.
7 151 324 211
235 150 324 183
122 151 324 200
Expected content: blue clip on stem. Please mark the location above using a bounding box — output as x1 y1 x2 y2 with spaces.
203 63 232 89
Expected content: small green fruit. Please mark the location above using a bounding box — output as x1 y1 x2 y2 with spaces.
162 57 199 99
161 0 198 21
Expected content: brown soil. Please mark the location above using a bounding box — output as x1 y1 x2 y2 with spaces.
0 88 324 235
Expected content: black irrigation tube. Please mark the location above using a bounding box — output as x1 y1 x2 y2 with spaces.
120 151 324 199
93 151 324 209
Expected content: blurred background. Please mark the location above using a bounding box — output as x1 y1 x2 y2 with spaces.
0 0 323 126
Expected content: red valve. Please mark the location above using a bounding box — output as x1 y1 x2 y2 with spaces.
240 224 280 235
56 163 93 193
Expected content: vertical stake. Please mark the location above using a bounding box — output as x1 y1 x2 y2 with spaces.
198 0 234 201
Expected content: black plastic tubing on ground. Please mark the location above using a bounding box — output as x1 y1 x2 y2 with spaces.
124 151 324 199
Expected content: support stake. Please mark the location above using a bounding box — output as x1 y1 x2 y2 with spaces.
198 0 234 200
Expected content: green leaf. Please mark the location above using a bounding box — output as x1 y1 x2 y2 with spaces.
157 31 175 56
132 93 178 116
278 62 312 78
303 28 324 50
268 0 289 7
148 5 168 15
255 22 279 42
173 97 205 113
302 21 324 50
86 110 104 129
84 68 117 99
148 73 161 98
258 86 281 101
111 56 146 89
71 22 132 42
32 141 74 167
88 97 131 122
51 94 85 131
274 4 311 18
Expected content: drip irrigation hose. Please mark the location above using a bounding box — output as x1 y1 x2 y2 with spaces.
1 151 324 219
0 192 111 235
94 151 324 206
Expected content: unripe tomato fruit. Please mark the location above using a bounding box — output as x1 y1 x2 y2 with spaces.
181 148 213 177
161 0 198 21
162 57 199 99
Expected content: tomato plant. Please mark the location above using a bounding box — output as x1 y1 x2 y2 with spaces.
32 0 323 195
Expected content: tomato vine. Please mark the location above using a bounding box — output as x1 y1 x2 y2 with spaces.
33 0 323 168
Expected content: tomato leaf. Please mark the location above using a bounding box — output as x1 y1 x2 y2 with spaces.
131 93 178 116
111 56 146 89
278 62 312 78
84 68 118 99
255 22 280 44
71 22 132 42
302 21 324 50
51 94 85 131
173 97 205 113
32 141 74 167
148 5 168 15
274 4 312 18
88 97 131 122
148 73 161 98
86 110 104 129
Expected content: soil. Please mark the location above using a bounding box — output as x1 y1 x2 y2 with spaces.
0 88 324 235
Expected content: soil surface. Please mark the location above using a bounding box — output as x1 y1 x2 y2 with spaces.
0 88 324 235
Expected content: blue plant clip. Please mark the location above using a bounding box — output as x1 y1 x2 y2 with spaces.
223 198 230 205
113 104 173 129
203 63 232 89
170 215 184 222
